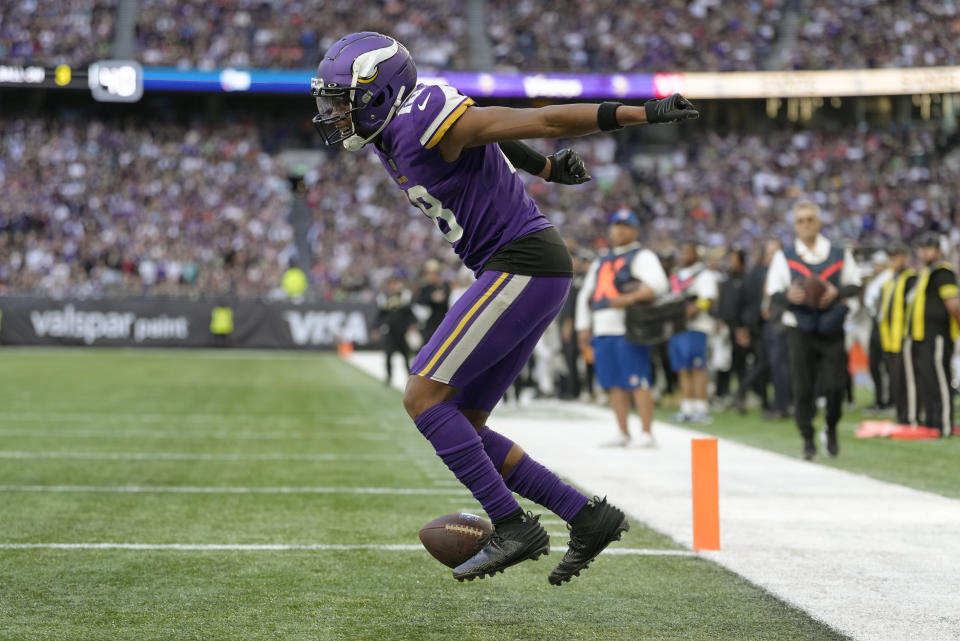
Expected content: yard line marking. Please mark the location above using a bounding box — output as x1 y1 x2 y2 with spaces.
0 411 373 425
0 428 391 441
0 485 469 496
0 542 700 556
603 548 699 556
0 451 406 463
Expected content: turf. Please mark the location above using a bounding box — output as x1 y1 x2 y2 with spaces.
0 348 848 641
657 391 960 498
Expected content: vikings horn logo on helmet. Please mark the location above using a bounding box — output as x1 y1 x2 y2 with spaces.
311 33 418 151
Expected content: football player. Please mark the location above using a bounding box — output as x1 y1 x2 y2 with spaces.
311 32 698 584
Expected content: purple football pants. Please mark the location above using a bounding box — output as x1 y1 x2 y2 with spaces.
412 272 588 522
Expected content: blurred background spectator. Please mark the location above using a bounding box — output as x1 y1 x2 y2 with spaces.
3 0 958 71
0 0 115 67
1 106 958 300
134 0 467 70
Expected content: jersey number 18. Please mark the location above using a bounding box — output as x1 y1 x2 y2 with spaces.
406 185 464 244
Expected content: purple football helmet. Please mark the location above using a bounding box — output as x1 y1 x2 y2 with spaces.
311 32 417 151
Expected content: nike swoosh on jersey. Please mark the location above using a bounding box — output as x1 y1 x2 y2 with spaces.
417 95 430 111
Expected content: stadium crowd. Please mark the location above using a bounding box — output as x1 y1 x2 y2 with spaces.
1 115 958 300
0 0 115 67
134 0 467 70
0 116 295 299
5 0 960 71
486 0 783 73
791 1 960 70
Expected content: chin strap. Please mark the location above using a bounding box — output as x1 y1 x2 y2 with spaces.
342 86 408 152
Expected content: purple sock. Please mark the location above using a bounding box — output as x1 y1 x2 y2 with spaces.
479 426 589 523
414 402 520 522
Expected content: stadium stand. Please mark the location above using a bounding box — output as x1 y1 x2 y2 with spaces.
2 108 956 300
790 1 960 70
486 0 784 72
134 0 468 70
0 0 116 67
3 0 958 70
0 115 295 299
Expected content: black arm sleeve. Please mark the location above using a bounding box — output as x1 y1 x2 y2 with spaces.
498 140 547 176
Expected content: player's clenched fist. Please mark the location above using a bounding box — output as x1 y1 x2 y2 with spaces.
644 93 699 124
547 149 591 185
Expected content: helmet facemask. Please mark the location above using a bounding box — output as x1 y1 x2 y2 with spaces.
310 34 416 152
311 78 407 152
311 86 361 147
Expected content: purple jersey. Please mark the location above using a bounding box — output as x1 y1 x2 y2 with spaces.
374 82 552 274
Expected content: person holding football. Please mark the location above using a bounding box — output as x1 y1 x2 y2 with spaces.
764 200 861 460
311 32 698 583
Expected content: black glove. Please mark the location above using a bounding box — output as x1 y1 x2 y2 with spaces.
644 93 699 124
547 149 592 184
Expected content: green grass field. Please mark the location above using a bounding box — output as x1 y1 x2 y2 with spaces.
0 348 852 641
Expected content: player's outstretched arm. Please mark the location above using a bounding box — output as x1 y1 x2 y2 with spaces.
439 94 697 162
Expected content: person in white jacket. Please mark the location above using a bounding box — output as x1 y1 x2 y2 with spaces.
576 209 669 447
668 241 720 423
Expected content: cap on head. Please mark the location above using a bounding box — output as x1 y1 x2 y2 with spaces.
888 241 910 256
914 231 942 249
608 209 639 227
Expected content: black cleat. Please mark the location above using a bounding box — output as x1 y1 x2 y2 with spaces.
549 496 629 586
452 511 549 582
803 440 817 461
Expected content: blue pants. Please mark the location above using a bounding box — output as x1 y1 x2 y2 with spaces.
668 330 707 371
592 335 651 390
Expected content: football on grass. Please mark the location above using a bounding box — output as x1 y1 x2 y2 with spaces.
804 276 826 306
418 513 493 568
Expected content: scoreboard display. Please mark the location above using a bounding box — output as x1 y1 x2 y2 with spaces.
0 61 143 102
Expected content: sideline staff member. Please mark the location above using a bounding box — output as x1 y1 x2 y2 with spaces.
911 232 960 437
576 209 669 447
878 242 917 427
765 201 861 460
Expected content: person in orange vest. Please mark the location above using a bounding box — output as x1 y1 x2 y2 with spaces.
575 209 669 447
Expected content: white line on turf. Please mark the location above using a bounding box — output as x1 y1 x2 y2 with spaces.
0 485 469 496
0 428 391 441
0 412 372 424
0 542 699 555
0 451 406 463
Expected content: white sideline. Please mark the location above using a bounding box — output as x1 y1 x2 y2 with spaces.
349 351 960 641
0 485 468 496
0 542 697 556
